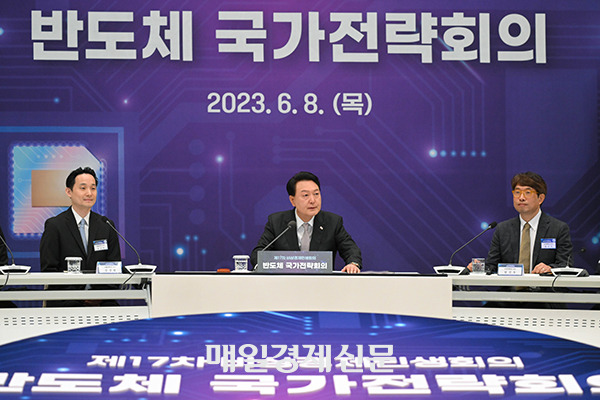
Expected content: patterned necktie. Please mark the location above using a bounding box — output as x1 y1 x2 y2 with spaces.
79 219 87 250
518 222 531 273
300 222 311 251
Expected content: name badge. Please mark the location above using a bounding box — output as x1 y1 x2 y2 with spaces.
94 239 108 251
541 238 556 249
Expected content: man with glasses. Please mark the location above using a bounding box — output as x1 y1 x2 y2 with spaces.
485 171 572 274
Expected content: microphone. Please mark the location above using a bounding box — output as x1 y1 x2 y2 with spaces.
103 217 156 274
261 220 297 253
254 220 297 271
551 248 589 277
434 222 497 275
0 233 31 274
448 221 497 266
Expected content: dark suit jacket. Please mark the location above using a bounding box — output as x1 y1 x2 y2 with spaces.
0 225 8 266
40 208 121 306
486 212 572 273
251 209 362 270
0 225 12 308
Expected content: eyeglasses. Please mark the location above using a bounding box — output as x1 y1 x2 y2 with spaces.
512 189 537 198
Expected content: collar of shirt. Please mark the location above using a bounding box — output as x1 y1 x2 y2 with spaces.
71 208 90 226
519 209 541 233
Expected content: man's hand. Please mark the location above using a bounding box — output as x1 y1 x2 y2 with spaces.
466 262 473 272
342 263 360 274
532 262 552 274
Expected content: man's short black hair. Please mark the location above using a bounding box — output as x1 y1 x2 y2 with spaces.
511 171 547 196
286 171 321 196
66 167 98 189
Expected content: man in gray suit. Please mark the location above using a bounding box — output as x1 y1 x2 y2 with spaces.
484 171 572 274
251 171 362 273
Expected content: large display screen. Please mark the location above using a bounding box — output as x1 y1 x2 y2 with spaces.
0 1 598 272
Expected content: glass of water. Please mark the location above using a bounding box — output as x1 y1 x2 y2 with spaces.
65 257 82 273
233 255 250 272
471 257 486 275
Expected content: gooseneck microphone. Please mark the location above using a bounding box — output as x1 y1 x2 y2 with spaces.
104 217 141 264
551 248 589 277
0 233 16 267
261 220 297 252
448 221 497 265
0 234 31 274
434 221 497 275
103 217 156 274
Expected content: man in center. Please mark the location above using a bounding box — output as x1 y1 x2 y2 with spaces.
251 171 362 273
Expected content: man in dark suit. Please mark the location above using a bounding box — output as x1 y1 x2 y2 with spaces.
40 167 121 306
470 172 573 309
251 171 362 273
485 172 572 274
